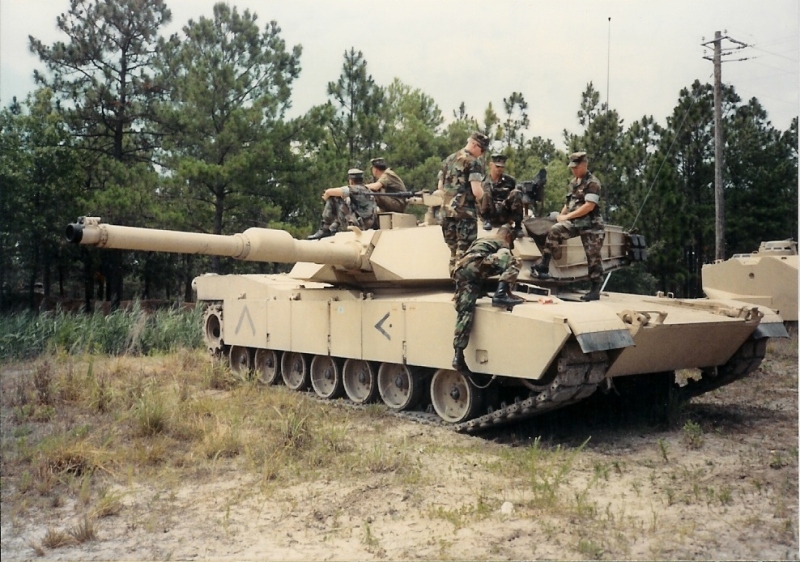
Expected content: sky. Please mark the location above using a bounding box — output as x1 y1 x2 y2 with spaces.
1 0 797 150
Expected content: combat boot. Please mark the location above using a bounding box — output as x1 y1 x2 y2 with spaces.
531 254 551 279
483 219 493 231
492 282 524 308
307 227 333 240
581 280 602 301
452 347 469 372
513 220 524 239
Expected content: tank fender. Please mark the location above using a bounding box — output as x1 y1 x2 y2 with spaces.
565 310 635 353
753 322 790 339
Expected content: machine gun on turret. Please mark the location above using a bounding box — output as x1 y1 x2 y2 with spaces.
518 168 547 217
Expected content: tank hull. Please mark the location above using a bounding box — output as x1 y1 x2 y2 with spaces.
195 273 786 430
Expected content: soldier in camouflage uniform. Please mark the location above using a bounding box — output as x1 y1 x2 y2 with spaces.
452 226 523 371
532 152 605 301
479 153 524 235
365 157 408 213
308 168 377 240
439 132 490 275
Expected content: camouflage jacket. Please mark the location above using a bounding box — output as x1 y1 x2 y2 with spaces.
482 173 517 202
455 237 512 281
440 149 483 219
565 171 604 230
342 184 377 222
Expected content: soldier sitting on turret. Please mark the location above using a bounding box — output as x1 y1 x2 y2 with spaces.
308 168 378 240
532 151 605 301
364 157 408 213
479 153 525 237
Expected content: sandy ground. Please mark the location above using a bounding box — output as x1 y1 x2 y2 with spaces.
2 349 797 561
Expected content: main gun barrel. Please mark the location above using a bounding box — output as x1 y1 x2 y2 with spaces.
65 217 364 269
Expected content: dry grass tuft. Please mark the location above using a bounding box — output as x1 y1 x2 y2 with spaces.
67 516 97 543
41 527 76 549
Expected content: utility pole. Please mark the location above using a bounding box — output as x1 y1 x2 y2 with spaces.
712 31 725 261
702 32 749 261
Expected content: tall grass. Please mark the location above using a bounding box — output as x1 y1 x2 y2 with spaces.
0 303 204 361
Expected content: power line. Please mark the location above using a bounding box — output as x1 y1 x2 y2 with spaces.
749 45 799 62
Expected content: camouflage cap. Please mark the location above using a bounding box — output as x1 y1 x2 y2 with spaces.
348 168 364 176
568 151 588 168
490 153 508 165
370 157 387 170
470 131 490 152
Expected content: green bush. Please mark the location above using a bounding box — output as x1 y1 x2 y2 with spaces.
0 303 203 361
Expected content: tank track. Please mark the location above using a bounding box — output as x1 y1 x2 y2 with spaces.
677 337 768 400
218 329 770 433
449 348 608 433
305 346 608 434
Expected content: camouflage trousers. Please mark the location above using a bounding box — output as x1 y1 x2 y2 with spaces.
441 217 477 275
374 195 407 214
452 249 520 350
543 221 605 281
321 197 375 230
479 190 524 227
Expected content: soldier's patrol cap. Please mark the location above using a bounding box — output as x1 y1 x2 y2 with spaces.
370 157 387 170
490 153 508 165
470 131 490 151
568 151 588 168
348 168 364 176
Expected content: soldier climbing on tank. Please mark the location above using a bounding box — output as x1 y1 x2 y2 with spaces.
479 153 524 237
308 168 378 240
532 151 605 301
452 225 523 372
365 157 408 213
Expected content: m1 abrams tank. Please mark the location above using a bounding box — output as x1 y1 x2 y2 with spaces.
65 207 788 432
703 240 798 327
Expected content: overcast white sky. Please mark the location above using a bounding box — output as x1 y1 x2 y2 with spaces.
1 0 797 149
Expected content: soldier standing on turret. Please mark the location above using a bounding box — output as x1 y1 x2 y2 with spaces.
532 151 605 301
439 132 490 275
479 153 525 236
308 168 377 240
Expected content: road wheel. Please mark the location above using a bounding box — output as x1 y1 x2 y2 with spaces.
281 352 310 391
311 355 344 399
430 369 481 423
254 349 281 385
377 363 424 411
229 345 253 380
343 359 379 404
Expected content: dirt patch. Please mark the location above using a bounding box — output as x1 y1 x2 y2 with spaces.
1 343 797 560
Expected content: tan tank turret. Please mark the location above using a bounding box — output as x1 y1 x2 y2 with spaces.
703 240 798 326
65 212 788 431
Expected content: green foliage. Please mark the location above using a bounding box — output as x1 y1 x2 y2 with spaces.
603 264 658 296
327 48 385 164
0 90 84 310
682 420 704 449
0 305 203 361
725 107 797 254
500 92 530 149
155 2 304 264
378 79 444 192
29 0 171 162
